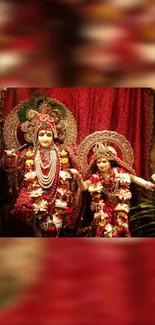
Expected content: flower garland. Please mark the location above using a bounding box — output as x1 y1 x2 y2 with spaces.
53 149 74 229
23 148 73 233
88 167 132 237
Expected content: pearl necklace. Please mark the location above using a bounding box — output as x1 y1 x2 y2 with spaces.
39 152 51 169
35 149 57 189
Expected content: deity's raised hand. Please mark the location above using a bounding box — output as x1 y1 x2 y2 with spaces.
146 179 155 191
5 149 16 157
151 174 155 182
4 149 17 169
69 168 81 179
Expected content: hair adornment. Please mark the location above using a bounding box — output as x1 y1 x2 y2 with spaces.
4 95 77 150
76 130 135 175
33 112 58 147
93 142 117 161
36 113 56 132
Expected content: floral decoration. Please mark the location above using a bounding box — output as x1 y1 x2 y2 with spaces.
88 167 131 237
14 148 74 234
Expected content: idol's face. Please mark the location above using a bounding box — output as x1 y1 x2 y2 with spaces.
96 157 111 173
38 129 53 148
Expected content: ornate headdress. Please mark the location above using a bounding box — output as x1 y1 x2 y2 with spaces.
76 130 135 175
3 93 77 150
92 142 117 161
21 102 58 146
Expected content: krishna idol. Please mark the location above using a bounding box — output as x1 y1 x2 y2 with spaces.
4 97 79 237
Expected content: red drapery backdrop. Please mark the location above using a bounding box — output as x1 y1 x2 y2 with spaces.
4 87 152 179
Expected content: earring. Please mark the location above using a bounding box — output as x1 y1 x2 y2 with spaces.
54 129 58 139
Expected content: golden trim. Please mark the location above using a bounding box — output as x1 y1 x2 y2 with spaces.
3 101 26 150
47 97 77 145
77 130 134 175
3 97 77 150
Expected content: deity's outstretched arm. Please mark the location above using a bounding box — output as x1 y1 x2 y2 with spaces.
70 169 155 192
130 174 155 191
2 147 29 171
69 168 88 191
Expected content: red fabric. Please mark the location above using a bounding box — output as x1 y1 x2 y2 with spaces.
0 239 155 325
4 88 151 179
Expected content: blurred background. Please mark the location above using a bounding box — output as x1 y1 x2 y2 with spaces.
0 0 155 87
0 238 155 325
0 2 155 322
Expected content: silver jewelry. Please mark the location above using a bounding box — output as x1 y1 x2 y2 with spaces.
35 149 57 189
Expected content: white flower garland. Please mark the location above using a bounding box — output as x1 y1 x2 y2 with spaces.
24 149 73 231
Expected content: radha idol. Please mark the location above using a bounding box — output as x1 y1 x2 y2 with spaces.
70 130 155 237
4 96 78 237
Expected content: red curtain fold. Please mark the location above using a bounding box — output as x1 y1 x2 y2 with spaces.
4 88 152 179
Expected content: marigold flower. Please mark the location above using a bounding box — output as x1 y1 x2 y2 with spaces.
25 150 33 157
60 158 68 164
60 150 68 157
25 159 33 167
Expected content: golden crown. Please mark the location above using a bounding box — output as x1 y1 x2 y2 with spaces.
93 142 117 160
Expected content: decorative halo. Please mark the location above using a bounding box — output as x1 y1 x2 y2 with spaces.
77 130 134 175
3 95 77 150
4 101 27 150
